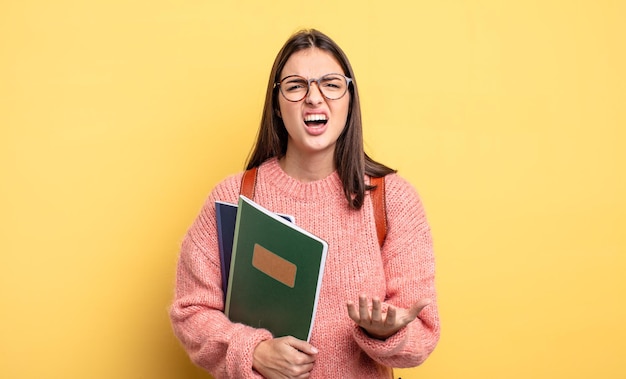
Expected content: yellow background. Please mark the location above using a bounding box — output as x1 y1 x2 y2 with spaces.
1 1 624 378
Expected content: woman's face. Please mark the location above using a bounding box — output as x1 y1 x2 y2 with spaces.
277 48 350 163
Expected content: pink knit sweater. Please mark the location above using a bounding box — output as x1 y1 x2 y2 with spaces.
170 158 440 378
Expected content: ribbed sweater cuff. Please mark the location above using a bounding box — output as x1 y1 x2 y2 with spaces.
352 324 408 358
225 326 274 378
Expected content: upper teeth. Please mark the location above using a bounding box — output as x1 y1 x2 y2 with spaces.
305 114 327 122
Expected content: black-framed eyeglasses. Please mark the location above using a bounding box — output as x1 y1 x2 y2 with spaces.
274 73 353 102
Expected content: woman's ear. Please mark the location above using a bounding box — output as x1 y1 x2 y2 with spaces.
275 108 282 118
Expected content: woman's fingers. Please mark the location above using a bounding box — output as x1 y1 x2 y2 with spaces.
346 295 433 340
358 294 369 321
371 297 382 323
346 301 359 322
384 305 396 327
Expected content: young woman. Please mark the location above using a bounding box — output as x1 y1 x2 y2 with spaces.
170 29 440 379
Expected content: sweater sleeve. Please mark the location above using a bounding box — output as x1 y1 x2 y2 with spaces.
353 174 440 368
169 175 273 378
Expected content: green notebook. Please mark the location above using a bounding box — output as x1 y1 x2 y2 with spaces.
224 195 328 342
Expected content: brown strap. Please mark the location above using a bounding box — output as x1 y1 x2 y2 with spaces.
240 166 258 200
240 167 387 248
371 176 387 248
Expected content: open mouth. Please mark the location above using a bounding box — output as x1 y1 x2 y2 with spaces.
304 114 328 127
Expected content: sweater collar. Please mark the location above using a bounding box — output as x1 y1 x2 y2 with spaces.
259 158 344 202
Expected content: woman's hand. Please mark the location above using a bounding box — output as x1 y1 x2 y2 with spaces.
252 336 318 379
347 294 431 340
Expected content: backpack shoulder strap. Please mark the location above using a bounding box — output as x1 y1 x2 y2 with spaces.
370 176 387 248
240 167 387 248
240 166 258 199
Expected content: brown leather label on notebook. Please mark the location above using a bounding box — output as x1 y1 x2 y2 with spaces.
252 243 297 288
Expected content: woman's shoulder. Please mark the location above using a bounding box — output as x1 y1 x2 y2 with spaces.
381 172 430 228
208 159 277 203
380 172 430 215
382 172 420 198
208 171 245 204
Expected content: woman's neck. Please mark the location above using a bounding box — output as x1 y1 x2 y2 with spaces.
278 151 335 183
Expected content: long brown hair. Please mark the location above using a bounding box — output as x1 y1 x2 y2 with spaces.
246 29 395 209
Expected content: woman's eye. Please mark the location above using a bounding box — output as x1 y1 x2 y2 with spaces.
321 79 343 89
286 81 307 91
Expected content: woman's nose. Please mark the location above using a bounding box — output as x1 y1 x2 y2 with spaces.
305 81 324 104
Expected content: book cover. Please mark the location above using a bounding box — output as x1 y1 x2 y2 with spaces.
215 201 238 297
224 195 327 342
216 201 294 299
